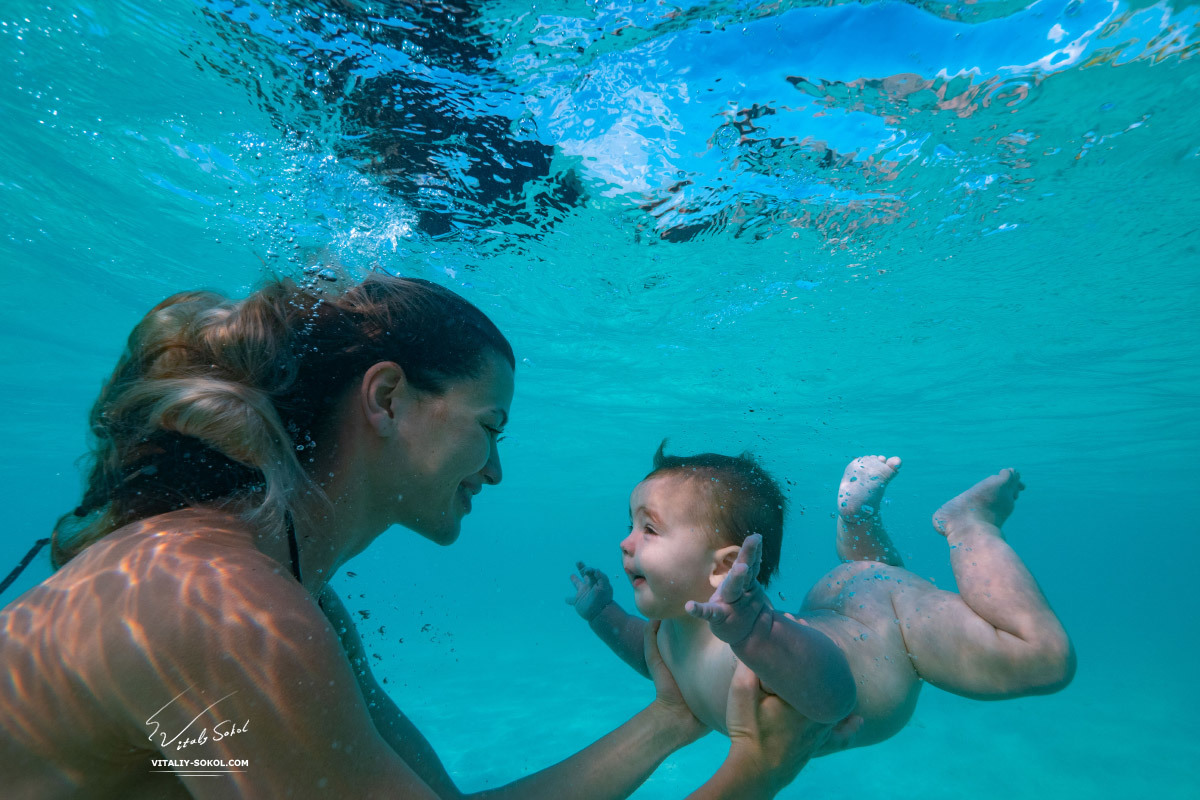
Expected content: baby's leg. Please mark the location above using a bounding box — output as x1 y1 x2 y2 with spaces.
894 469 1075 698
836 455 904 566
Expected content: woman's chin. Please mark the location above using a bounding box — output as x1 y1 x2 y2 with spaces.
429 522 462 546
408 515 462 546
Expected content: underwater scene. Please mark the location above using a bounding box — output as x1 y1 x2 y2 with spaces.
1 0 1198 796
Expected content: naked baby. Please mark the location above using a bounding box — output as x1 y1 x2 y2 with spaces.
568 446 1075 757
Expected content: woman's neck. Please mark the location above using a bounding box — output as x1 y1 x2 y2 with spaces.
285 460 389 595
276 407 408 596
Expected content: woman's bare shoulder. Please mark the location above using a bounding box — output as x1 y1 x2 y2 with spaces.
79 510 295 590
50 510 324 681
5 514 423 795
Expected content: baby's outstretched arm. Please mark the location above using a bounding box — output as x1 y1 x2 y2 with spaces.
688 536 857 725
568 562 651 678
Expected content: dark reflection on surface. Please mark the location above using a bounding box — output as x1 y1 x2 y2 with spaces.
197 0 585 236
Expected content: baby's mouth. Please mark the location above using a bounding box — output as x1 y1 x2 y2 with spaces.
625 568 646 587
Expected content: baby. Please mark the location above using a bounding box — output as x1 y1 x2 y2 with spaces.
568 446 1075 755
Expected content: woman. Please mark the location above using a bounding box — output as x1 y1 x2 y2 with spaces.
0 273 839 798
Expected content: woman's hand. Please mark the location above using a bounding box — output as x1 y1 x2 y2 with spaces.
722 661 863 796
567 561 614 622
644 620 708 743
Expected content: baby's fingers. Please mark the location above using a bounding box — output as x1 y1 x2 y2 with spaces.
578 562 607 583
738 535 763 583
686 600 728 624
718 562 751 603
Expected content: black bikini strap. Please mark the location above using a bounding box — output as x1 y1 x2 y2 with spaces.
285 514 303 585
0 538 52 597
2 521 310 601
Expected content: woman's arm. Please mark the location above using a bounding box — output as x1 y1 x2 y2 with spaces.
687 662 854 800
322 588 704 800
320 587 465 798
324 587 834 800
127 562 444 799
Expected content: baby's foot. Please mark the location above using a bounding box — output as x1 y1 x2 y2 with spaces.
932 468 1025 537
838 455 902 522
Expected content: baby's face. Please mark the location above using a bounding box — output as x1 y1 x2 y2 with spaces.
620 475 718 619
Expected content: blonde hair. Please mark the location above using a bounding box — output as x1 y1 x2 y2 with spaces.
52 273 513 567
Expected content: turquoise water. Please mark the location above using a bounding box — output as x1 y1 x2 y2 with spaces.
2 0 1198 796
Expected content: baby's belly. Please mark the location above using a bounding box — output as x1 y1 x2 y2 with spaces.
800 608 923 749
675 647 739 736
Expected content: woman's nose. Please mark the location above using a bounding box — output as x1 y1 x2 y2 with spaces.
482 442 503 485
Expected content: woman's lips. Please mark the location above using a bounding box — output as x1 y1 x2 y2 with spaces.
458 485 473 513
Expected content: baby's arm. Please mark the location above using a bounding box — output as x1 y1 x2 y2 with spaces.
568 562 651 678
688 536 857 725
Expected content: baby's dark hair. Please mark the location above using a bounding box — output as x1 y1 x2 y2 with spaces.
645 441 786 586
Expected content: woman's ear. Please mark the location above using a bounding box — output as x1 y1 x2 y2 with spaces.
709 544 742 590
360 362 408 436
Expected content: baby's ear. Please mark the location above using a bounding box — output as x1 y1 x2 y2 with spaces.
710 544 742 589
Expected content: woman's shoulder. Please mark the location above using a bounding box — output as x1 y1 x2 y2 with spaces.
1 510 334 745
98 509 291 580
56 509 319 654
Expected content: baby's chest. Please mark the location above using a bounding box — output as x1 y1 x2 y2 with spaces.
661 636 738 736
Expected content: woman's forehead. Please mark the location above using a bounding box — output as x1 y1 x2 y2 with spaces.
453 352 514 408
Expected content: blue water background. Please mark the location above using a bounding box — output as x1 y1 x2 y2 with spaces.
2 0 1198 796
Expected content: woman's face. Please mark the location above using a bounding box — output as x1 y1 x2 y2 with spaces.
389 351 514 545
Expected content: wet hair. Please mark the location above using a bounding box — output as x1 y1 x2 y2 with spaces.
645 441 786 586
51 272 514 568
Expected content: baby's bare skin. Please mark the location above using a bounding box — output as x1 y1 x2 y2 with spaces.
835 455 904 566
572 460 1076 755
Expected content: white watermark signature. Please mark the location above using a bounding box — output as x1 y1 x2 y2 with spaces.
151 758 249 769
144 686 251 775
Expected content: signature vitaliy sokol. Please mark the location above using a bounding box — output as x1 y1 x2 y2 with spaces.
144 687 250 751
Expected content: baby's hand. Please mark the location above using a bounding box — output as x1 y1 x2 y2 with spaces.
686 534 772 645
567 561 613 622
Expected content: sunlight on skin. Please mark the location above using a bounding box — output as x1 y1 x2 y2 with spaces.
0 510 331 797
